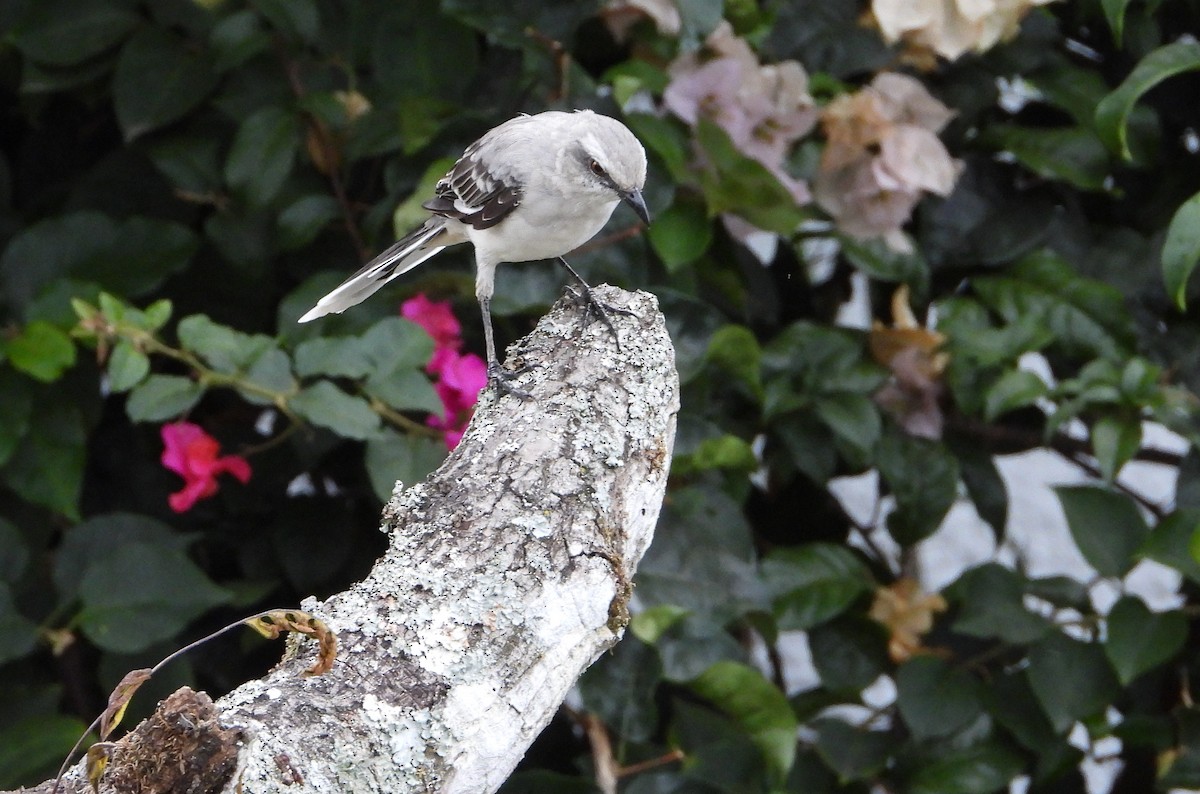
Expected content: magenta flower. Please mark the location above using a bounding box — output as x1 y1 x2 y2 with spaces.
160 421 251 513
400 294 487 449
401 294 462 350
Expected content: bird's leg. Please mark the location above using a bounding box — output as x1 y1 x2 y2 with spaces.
555 257 634 350
479 296 531 399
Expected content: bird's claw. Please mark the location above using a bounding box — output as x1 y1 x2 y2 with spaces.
487 361 534 399
567 285 636 351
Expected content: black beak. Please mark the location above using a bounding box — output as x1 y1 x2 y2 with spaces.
622 188 651 225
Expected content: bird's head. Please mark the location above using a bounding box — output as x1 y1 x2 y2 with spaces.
571 112 650 225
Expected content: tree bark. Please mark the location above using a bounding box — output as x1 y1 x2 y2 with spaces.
39 285 678 794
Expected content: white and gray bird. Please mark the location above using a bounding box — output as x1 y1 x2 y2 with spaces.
298 109 649 393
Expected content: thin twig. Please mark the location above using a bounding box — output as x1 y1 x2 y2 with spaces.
616 749 686 779
580 713 618 794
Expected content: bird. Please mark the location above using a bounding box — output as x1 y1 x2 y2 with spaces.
298 109 650 395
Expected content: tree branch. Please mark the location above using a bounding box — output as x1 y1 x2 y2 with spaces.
36 286 679 794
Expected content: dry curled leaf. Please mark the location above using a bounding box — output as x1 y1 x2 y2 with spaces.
100 668 152 740
85 742 117 793
870 285 949 439
868 578 947 663
245 610 338 675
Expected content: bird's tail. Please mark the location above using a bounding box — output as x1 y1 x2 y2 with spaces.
298 219 452 322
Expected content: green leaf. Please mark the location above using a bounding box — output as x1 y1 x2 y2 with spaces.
1 400 85 518
814 394 880 457
106 340 150 393
706 325 761 396
657 615 747 683
1055 485 1148 578
250 0 319 42
840 235 929 285
9 0 138 67
177 314 273 373
291 382 381 440
947 564 1052 644
364 429 447 501
125 375 205 422
239 347 296 405
1163 190 1200 310
896 656 983 740
695 118 806 236
0 212 195 310
625 113 691 181
1142 509 1200 585
0 371 33 467
364 368 443 415
294 336 373 379
0 582 38 665
1101 0 1133 44
677 434 758 475
648 198 713 271
808 617 889 694
225 106 301 208
78 541 230 653
981 125 1109 191
0 715 90 788
811 717 893 782
690 661 798 784
0 518 28 583
985 668 1058 751
94 217 199 297
209 9 271 72
629 604 689 644
1027 633 1119 733
4 321 75 382
1091 415 1142 482
578 636 662 743
983 368 1047 421
53 513 194 600
762 544 872 631
359 317 436 373
1095 41 1200 161
877 430 959 546
972 250 1135 360
1105 595 1187 684
114 26 218 141
278 195 340 250
372 0 478 101
907 742 1024 794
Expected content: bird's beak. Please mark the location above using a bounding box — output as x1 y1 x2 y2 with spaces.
621 188 651 225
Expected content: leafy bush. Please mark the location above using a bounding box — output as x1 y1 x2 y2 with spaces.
2 0 1200 791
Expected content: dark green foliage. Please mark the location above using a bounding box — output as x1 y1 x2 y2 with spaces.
2 0 1200 791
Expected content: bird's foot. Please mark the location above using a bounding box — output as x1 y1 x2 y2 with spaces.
568 284 636 351
487 361 533 399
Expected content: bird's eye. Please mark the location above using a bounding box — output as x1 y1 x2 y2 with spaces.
589 159 607 177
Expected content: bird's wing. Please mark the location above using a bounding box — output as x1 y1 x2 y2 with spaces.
422 139 523 230
297 219 452 323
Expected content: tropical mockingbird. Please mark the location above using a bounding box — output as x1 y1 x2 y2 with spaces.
298 109 650 394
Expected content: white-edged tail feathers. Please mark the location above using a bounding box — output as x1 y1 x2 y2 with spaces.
298 220 453 323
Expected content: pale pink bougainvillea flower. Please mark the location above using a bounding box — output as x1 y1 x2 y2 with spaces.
400 294 487 449
662 21 817 255
814 73 962 251
160 421 251 513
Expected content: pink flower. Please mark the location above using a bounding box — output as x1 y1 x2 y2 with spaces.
427 349 488 449
160 421 251 513
401 293 488 449
401 294 462 350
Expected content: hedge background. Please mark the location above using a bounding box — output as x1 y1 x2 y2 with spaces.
3 0 1200 791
